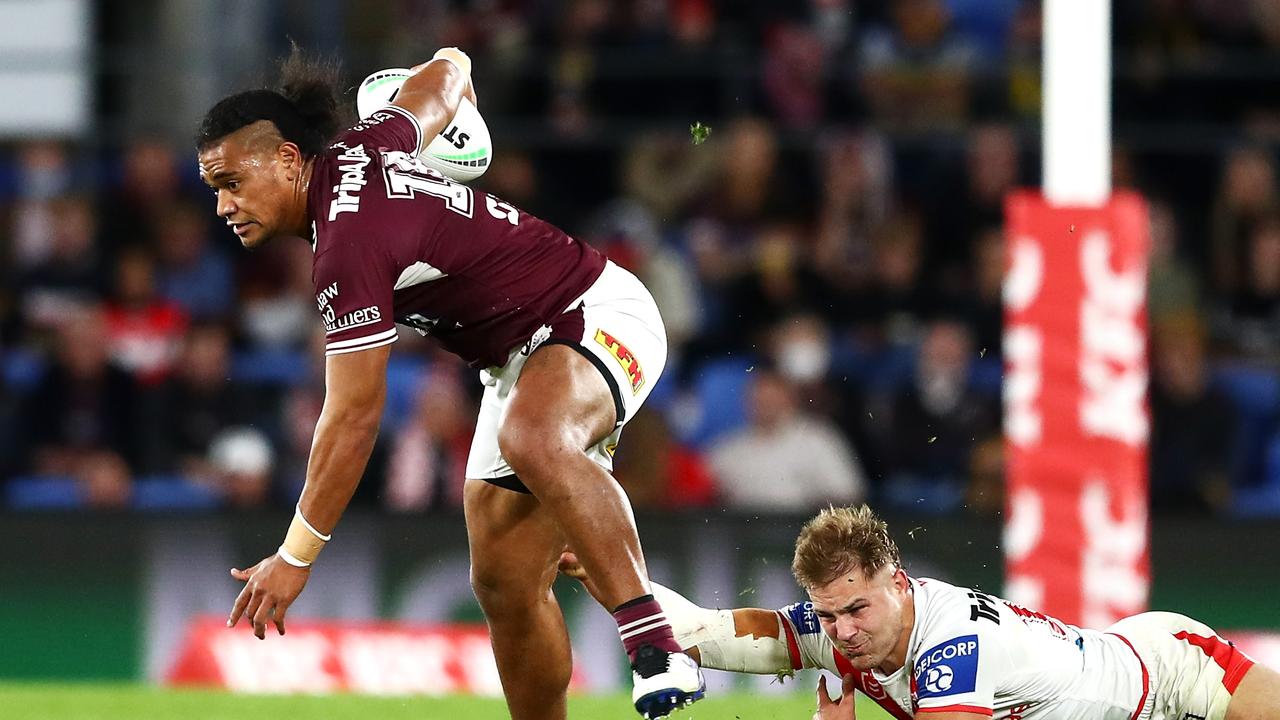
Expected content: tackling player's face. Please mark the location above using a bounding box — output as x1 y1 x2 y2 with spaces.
198 121 307 249
809 564 912 674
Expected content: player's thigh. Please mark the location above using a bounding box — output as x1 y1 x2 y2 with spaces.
1226 663 1280 720
1109 612 1257 720
501 343 617 456
504 273 668 460
463 478 566 604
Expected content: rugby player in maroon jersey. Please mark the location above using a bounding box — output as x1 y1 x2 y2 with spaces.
195 47 702 719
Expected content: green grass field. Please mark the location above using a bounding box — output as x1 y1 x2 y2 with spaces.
0 683 893 720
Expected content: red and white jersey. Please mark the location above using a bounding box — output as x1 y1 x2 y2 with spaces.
776 577 1147 720
305 105 606 368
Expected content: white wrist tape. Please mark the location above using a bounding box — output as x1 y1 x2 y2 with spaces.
651 581 793 674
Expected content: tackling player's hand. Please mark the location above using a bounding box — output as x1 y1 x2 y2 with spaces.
814 673 857 720
227 554 310 639
557 550 607 606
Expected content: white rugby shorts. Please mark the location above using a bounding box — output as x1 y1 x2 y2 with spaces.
1107 611 1256 720
465 260 667 491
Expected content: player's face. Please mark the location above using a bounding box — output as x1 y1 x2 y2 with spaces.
809 564 912 674
197 122 307 249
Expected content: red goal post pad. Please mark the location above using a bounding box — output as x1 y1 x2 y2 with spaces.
1002 191 1152 628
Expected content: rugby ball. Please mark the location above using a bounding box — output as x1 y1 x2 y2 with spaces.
355 67 491 182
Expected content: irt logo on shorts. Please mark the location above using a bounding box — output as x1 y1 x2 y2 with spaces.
914 635 979 699
594 329 645 394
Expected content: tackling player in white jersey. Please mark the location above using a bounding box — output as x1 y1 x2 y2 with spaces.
561 505 1280 720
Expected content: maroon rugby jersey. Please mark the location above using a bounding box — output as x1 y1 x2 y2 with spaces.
306 105 606 367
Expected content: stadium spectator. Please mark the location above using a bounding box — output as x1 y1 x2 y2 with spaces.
6 141 76 270
760 22 828 129
17 308 140 507
1209 146 1279 298
588 199 702 353
705 118 799 231
622 129 720 224
153 200 235 321
858 0 978 130
812 131 892 293
612 408 718 510
103 247 188 384
707 366 866 511
866 318 999 512
721 222 839 353
1150 314 1238 513
207 426 277 508
852 212 934 346
237 237 315 350
1147 199 1203 328
384 365 474 511
962 225 1006 357
1217 214 1280 361
99 137 189 254
139 322 270 482
15 195 106 339
923 122 1022 294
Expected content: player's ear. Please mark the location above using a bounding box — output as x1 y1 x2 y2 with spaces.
278 141 303 180
892 566 909 592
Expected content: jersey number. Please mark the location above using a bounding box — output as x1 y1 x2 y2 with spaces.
382 157 520 227
384 164 474 217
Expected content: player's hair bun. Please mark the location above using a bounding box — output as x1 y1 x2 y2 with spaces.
278 46 348 150
197 43 350 156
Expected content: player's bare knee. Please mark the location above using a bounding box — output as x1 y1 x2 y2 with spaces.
471 564 551 618
497 421 577 488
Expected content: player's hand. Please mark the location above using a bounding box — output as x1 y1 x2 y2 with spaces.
412 48 477 107
227 553 310 640
814 673 857 720
557 550 606 606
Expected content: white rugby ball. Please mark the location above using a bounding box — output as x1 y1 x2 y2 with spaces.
355 67 491 182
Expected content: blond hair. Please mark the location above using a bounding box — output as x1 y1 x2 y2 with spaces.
792 505 901 589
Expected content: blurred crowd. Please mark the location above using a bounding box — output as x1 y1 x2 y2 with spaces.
1 0 1279 517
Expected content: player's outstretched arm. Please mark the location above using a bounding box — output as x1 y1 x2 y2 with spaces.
297 345 390 528
559 551 807 675
393 48 476 154
228 345 391 639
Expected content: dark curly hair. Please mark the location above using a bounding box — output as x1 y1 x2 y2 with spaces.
196 44 350 156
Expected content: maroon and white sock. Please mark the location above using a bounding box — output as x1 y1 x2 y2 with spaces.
614 594 682 663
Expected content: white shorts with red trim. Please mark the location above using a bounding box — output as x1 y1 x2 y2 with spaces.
465 261 668 489
1106 612 1256 720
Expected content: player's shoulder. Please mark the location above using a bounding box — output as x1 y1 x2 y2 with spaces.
911 578 1005 644
911 578 1010 667
325 105 422 160
913 576 997 612
778 600 822 637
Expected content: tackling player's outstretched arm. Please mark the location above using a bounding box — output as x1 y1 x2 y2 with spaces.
227 345 390 640
559 551 819 675
392 48 477 154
